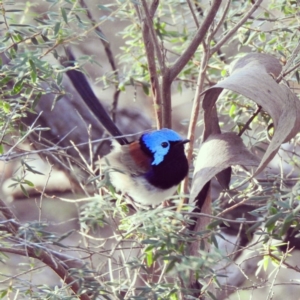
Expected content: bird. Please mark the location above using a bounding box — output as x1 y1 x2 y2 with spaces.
64 51 189 205
101 128 189 205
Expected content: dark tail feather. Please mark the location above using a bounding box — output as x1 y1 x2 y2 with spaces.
63 49 129 146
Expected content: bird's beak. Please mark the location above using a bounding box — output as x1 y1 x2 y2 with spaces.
176 139 190 146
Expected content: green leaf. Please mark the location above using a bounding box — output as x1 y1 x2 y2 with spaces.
95 29 108 42
2 102 10 113
32 92 42 109
245 221 262 235
145 250 153 267
259 32 266 42
165 260 177 273
54 22 61 36
41 34 50 42
5 9 24 12
24 180 34 187
12 79 23 95
20 185 29 198
0 289 8 298
51 94 64 110
0 144 4 155
263 255 269 271
9 23 30 27
0 76 12 87
229 103 236 118
265 212 283 228
29 59 37 83
61 7 68 24
295 71 300 84
22 160 44 175
31 37 38 45
142 83 149 95
98 5 112 11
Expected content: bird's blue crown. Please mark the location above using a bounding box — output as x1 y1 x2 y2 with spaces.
141 128 184 165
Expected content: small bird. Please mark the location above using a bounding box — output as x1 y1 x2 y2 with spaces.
102 128 189 205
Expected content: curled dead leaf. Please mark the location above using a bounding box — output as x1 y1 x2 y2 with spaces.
190 132 259 202
201 53 300 176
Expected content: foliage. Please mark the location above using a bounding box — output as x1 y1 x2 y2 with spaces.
0 0 300 299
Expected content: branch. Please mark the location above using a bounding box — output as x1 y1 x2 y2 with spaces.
169 0 222 81
78 0 121 122
0 197 93 299
0 197 19 234
180 42 209 206
0 246 91 300
210 0 264 55
135 2 163 128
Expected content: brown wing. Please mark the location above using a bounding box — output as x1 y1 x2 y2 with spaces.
103 141 151 176
128 141 151 170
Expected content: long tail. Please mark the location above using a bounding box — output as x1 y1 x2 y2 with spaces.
63 49 129 146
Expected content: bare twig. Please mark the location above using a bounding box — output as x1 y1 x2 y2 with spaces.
0 246 91 300
180 42 210 207
135 3 163 128
141 0 164 71
0 198 19 234
78 0 121 122
169 0 221 81
276 40 300 83
211 0 231 37
158 0 221 128
186 0 199 28
211 0 263 55
239 105 262 137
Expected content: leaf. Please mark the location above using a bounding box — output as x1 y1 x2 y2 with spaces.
61 7 68 24
201 53 300 176
29 59 37 83
12 79 23 95
20 185 29 198
31 92 42 109
190 133 259 202
2 102 10 113
31 37 38 45
54 22 61 36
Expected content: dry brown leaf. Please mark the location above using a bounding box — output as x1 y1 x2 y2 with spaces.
201 53 300 175
190 133 259 202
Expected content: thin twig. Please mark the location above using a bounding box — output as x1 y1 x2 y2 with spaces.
78 0 121 122
169 0 222 81
0 246 91 300
0 198 19 234
141 0 164 71
186 0 199 28
211 0 231 37
135 3 163 128
183 211 261 225
276 40 300 83
211 0 263 55
180 42 209 208
239 105 262 137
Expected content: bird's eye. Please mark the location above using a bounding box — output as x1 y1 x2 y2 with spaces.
161 141 169 148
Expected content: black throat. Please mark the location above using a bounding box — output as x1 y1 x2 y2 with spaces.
140 141 189 189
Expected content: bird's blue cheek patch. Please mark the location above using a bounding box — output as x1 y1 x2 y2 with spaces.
152 153 164 165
